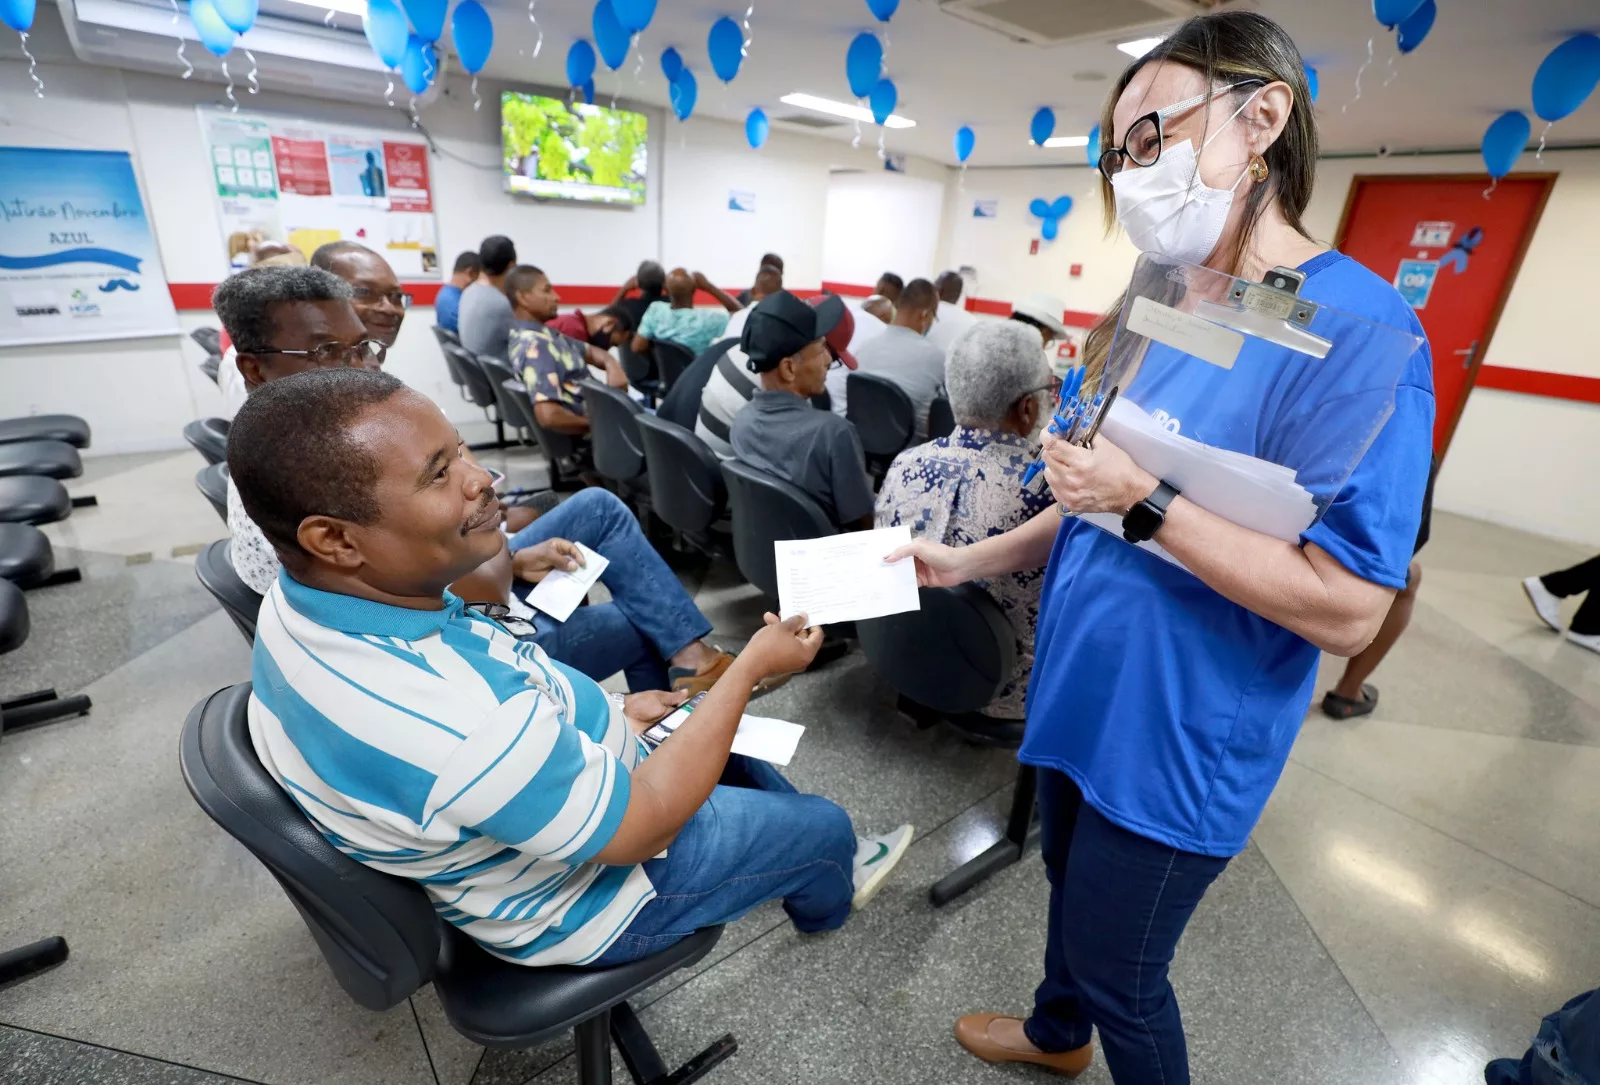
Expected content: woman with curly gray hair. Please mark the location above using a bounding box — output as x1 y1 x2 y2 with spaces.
875 320 1058 718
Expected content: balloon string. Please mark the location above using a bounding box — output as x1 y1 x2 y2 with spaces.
1536 121 1551 161
1482 177 1497 200
384 74 395 107
1381 50 1397 88
221 60 237 112
18 31 44 98
409 96 420 128
1342 36 1372 115
632 33 644 81
471 74 481 112
167 0 195 79
528 0 543 58
245 49 259 94
877 128 886 160
324 7 335 25
740 3 753 58
852 112 862 150
958 161 966 192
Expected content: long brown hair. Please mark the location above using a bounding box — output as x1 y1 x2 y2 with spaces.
1083 11 1319 381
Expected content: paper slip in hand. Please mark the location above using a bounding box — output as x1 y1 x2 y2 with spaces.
525 543 609 622
650 710 807 767
774 525 920 628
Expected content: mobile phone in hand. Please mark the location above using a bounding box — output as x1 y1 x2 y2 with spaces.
643 691 708 745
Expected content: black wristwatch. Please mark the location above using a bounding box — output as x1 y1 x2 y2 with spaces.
1122 482 1180 543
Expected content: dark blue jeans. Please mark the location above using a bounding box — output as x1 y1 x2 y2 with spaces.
1025 769 1230 1085
509 488 712 691
589 755 857 966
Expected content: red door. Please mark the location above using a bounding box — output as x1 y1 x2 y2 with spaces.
1334 174 1554 455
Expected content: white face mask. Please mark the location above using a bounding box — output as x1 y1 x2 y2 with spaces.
1110 89 1261 265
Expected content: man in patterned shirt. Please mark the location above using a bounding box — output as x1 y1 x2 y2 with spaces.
505 264 629 437
875 321 1057 718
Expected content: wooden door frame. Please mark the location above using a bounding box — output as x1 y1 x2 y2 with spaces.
1332 172 1558 458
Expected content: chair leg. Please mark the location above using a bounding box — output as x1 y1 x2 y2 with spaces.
71 495 98 509
928 764 1038 907
0 936 68 992
610 1000 737 1085
25 567 82 589
2 690 92 736
575 1010 614 1085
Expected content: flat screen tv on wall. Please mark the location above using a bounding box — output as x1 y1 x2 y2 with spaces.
501 91 647 205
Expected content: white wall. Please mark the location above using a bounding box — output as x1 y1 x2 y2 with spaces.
821 170 947 288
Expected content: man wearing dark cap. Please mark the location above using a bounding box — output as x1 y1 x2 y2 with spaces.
729 292 875 529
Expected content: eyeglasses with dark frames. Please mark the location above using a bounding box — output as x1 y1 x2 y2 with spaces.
1097 79 1266 182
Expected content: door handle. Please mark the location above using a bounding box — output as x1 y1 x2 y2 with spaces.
1453 340 1479 369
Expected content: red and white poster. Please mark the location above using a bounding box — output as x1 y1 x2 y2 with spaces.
383 141 433 212
271 135 332 197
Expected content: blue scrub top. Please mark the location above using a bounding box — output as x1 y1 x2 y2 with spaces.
1021 251 1436 858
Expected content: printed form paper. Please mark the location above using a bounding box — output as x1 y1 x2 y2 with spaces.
650 711 807 767
525 543 609 622
774 525 921 627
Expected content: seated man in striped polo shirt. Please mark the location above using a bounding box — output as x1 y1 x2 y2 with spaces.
228 368 913 968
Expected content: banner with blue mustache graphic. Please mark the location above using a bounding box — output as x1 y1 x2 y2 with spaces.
0 147 178 346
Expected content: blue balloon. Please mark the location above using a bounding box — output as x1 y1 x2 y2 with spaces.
1049 196 1072 218
869 78 896 125
189 0 236 57
746 108 770 149
1305 65 1319 103
660 46 683 82
451 0 493 74
1372 0 1424 30
671 68 698 121
363 0 408 68
1042 217 1059 242
846 32 883 99
953 125 975 163
1481 110 1531 179
1532 33 1600 122
0 0 34 33
708 16 744 83
212 0 256 36
593 0 629 71
866 0 898 20
401 34 435 94
1028 198 1051 218
612 0 655 34
582 78 595 104
1030 107 1055 146
1086 124 1101 166
401 0 446 43
1396 0 1434 54
567 39 596 87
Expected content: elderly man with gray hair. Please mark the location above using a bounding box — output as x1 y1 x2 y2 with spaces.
875 320 1059 718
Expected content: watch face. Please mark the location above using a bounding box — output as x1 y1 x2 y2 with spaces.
1123 501 1160 543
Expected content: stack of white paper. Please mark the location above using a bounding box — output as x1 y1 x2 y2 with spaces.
1080 397 1318 571
774 525 921 627
525 543 610 622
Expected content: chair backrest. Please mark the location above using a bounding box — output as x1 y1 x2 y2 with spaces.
195 540 263 644
190 326 222 357
581 380 647 484
433 330 472 396
445 344 499 411
719 460 837 598
183 418 229 466
195 463 230 525
653 342 695 392
499 380 581 483
856 583 1018 717
658 338 736 430
431 325 461 348
636 414 725 535
179 683 441 1011
616 341 658 392
199 356 221 386
477 356 525 432
846 372 916 459
927 396 956 441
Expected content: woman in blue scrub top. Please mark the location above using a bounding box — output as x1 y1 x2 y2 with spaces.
891 13 1434 1084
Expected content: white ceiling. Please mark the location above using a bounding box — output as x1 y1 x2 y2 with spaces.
459 0 1600 168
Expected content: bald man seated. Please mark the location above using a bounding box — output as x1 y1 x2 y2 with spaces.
631 268 743 357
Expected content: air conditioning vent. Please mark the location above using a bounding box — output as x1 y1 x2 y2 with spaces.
938 0 1240 46
774 113 848 129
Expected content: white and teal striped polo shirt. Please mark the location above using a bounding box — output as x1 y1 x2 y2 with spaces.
248 571 655 967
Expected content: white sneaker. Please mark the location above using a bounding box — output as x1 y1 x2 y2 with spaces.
1522 577 1564 632
852 824 914 909
1566 630 1600 656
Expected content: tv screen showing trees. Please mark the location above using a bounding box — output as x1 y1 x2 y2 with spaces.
501 92 648 205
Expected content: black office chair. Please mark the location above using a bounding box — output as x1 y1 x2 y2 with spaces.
636 416 728 555
0 414 91 449
195 463 230 525
657 338 738 431
719 460 836 599
856 583 1034 906
183 419 230 467
180 683 737 1085
616 341 663 405
190 326 223 359
195 540 262 644
653 342 696 393
0 522 79 589
927 396 956 441
0 476 71 526
581 380 649 492
499 380 587 492
476 356 525 451
433 327 474 404
845 373 915 480
0 439 83 481
445 345 507 447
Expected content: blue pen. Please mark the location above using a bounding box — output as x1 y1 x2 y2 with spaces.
1022 367 1085 492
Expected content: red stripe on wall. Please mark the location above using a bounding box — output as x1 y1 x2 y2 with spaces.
1476 365 1600 405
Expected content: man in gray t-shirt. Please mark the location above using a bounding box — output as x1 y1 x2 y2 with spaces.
729 292 873 529
457 235 517 359
834 277 946 441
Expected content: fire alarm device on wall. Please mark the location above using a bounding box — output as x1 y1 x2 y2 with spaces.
1029 239 1040 255
1070 263 1083 277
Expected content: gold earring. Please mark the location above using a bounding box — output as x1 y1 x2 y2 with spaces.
1248 155 1269 182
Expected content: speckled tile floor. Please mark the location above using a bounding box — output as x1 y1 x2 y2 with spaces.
3 456 1598 1085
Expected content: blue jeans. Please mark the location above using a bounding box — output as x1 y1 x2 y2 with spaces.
589 755 857 966
1025 769 1230 1085
509 488 712 691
